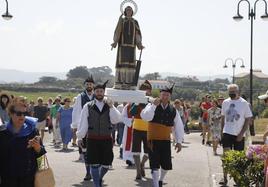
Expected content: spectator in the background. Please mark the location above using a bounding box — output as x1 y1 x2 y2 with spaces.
201 94 212 145
116 102 127 159
71 97 77 147
174 99 185 122
0 97 46 187
47 97 53 109
208 99 221 155
50 97 62 147
183 102 191 134
0 92 11 124
198 97 205 135
258 90 268 187
56 97 73 151
219 84 252 185
27 100 35 117
217 95 225 109
33 97 49 141
174 99 185 141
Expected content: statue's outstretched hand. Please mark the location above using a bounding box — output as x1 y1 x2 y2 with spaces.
111 42 117 49
137 44 145 50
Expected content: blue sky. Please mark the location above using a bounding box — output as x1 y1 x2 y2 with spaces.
0 0 267 77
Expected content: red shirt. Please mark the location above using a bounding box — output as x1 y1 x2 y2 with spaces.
201 102 212 120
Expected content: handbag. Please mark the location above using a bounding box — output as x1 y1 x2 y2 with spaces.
35 155 55 187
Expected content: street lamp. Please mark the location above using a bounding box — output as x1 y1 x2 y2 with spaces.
223 58 245 84
2 0 12 20
233 0 268 135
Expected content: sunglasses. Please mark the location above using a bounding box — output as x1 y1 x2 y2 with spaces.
65 100 71 103
12 110 28 117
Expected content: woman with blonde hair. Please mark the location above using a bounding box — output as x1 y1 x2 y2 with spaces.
0 97 46 186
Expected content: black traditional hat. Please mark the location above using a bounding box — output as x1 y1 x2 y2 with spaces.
160 83 175 94
84 75 95 84
139 80 152 90
94 80 109 90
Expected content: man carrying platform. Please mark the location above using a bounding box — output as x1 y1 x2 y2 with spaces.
122 80 152 180
77 81 122 187
141 85 184 187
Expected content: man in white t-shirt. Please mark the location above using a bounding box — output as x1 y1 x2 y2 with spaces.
219 84 253 185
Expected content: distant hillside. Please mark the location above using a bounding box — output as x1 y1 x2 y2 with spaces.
0 69 66 83
0 69 230 84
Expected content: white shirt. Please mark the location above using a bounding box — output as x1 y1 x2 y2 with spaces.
76 99 122 140
71 91 94 129
140 103 184 144
116 104 125 114
221 97 253 136
121 104 134 128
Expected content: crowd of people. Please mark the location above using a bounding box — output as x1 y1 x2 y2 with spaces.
1 80 268 187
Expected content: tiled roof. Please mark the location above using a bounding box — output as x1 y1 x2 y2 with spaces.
235 69 268 79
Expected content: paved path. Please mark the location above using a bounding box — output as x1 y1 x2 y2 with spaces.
44 132 235 187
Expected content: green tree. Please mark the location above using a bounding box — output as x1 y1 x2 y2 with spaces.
67 66 89 79
143 72 161 80
38 76 58 83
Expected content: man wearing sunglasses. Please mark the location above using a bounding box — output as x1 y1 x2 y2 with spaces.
72 75 95 181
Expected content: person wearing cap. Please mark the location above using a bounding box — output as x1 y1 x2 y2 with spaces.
33 97 49 141
72 75 95 181
217 95 225 109
76 81 122 187
141 85 184 187
121 80 152 180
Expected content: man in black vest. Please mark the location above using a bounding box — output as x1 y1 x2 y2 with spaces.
141 85 184 187
72 75 95 181
76 81 122 187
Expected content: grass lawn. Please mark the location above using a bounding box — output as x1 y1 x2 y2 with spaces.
255 118 268 134
188 118 268 135
2 90 78 103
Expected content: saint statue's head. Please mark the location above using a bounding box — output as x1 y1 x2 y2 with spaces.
124 6 133 17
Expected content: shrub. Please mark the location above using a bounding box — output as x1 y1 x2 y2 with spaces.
222 150 265 187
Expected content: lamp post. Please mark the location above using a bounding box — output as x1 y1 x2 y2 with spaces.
233 0 268 136
2 0 12 20
223 58 245 84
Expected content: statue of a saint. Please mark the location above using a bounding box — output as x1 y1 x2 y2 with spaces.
111 5 144 90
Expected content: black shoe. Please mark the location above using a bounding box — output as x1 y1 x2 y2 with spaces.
83 174 92 181
159 181 163 187
219 178 227 186
126 160 133 166
206 141 211 146
202 139 205 145
135 174 142 180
